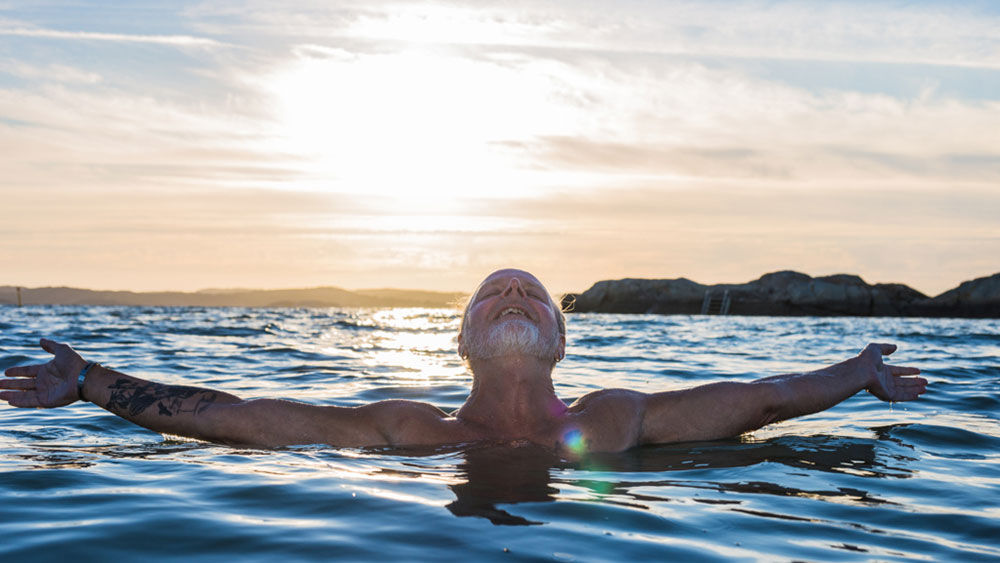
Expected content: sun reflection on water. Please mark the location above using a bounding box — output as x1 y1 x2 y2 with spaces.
357 310 466 384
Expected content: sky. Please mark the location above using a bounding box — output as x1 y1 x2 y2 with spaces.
2 0 998 297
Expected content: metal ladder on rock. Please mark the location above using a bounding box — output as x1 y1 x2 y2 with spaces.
700 289 731 315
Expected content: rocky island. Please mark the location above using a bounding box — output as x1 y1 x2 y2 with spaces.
564 271 1000 318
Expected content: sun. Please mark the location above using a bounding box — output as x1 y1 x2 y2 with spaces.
262 46 575 201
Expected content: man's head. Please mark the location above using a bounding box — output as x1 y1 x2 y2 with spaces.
458 269 566 366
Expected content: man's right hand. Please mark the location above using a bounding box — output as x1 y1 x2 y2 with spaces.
0 338 87 408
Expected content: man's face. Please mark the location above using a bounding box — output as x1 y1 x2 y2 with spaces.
459 269 565 363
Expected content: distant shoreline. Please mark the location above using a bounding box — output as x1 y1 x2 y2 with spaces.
3 269 998 317
0 285 465 309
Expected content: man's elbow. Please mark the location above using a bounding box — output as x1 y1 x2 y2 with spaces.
698 381 784 438
749 381 786 430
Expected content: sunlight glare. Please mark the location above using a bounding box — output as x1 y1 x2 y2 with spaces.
265 48 576 199
355 310 465 383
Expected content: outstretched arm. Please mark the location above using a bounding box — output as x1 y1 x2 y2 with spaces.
639 343 927 444
0 339 414 448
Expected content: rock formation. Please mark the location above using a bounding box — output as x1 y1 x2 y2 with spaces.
565 271 1000 318
907 272 1000 318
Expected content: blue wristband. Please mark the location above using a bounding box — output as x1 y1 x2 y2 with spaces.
77 361 98 402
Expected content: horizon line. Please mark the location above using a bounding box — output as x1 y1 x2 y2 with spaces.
4 268 998 299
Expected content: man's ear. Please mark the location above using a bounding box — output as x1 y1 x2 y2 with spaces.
557 334 566 361
457 332 466 358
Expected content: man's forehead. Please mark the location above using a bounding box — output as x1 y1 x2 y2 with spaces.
479 269 545 289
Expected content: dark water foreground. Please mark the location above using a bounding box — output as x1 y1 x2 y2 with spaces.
1 307 998 561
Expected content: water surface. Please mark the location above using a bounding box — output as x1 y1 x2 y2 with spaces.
1 307 998 561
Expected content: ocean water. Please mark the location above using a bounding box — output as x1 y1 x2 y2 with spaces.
1 306 998 562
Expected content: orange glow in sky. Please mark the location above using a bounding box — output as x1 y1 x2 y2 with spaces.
2 2 998 296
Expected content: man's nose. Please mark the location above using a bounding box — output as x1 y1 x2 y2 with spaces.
502 278 527 298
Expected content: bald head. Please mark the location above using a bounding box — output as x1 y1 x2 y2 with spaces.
459 269 566 337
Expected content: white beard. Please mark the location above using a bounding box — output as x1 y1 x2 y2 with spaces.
463 317 558 361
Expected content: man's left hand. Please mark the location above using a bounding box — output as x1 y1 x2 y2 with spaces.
861 343 927 402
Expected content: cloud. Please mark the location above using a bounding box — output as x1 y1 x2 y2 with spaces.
476 55 1000 188
0 60 101 83
2 1 997 295
3 4 997 200
184 1 1000 68
581 1 1000 69
0 26 225 47
505 135 1000 187
0 81 286 191
501 137 791 180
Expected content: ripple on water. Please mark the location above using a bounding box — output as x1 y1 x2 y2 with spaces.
1 354 35 369
881 422 1000 452
1 309 998 561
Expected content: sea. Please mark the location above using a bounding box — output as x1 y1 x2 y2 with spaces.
1 306 998 562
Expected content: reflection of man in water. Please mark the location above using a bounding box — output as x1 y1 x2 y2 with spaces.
0 269 927 455
445 435 887 526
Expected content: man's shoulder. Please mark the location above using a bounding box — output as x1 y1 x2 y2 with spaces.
568 388 647 412
359 399 477 447
564 388 647 452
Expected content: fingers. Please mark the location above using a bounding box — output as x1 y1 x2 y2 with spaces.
1 367 41 407
0 378 35 390
888 365 920 376
0 390 40 408
863 342 897 357
893 375 928 387
889 374 928 401
876 343 897 356
39 338 65 355
4 364 40 377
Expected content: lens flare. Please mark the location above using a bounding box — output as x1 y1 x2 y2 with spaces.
562 428 587 455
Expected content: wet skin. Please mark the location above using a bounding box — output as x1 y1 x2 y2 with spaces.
0 269 927 455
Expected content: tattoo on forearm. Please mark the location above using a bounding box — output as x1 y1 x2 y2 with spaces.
107 378 219 418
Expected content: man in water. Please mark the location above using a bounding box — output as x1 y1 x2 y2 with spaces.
0 268 927 454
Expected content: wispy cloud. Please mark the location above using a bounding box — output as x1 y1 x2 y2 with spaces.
189 1 1000 68
0 26 225 47
0 80 283 192
0 60 101 83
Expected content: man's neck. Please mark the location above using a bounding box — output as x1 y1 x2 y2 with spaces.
456 355 567 438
